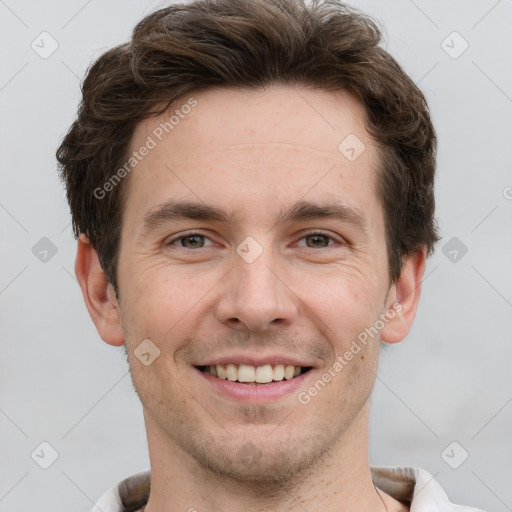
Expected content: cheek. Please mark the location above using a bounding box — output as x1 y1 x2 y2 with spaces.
294 265 383 343
118 257 217 348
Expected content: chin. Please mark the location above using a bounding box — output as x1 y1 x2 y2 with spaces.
179 428 335 487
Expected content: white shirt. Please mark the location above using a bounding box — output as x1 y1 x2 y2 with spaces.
90 466 486 512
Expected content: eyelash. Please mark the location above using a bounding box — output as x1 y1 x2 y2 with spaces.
165 230 344 249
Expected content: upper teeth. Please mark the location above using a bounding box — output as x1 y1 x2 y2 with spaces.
207 364 302 383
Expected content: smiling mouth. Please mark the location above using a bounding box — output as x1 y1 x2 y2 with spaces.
196 364 313 384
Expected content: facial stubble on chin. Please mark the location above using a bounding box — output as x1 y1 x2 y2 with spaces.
120 299 381 489
136 360 374 496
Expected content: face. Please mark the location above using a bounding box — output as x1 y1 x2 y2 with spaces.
114 85 396 482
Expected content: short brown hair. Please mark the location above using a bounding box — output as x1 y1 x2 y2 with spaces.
57 0 440 296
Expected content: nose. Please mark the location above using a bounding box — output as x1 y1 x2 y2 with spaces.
215 244 299 333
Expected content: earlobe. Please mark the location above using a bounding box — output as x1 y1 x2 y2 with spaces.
380 247 427 344
74 234 125 347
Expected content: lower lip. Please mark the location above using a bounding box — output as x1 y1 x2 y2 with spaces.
195 367 312 403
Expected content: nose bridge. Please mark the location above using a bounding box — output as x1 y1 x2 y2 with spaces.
215 237 297 331
237 247 280 299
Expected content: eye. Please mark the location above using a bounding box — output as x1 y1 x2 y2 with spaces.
296 231 341 248
166 232 215 249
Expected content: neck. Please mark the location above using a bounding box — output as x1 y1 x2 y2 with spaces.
141 402 403 512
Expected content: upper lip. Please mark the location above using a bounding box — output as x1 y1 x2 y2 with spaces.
194 354 316 368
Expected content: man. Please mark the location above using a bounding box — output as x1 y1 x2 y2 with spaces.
57 0 485 510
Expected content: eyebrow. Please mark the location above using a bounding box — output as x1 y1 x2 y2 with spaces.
141 199 367 235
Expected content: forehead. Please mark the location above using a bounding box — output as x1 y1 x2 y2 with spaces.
134 84 370 154
123 85 381 232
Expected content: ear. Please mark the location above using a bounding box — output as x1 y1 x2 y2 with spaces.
75 234 125 346
380 246 427 344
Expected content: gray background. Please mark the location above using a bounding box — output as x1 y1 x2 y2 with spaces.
1 0 511 511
